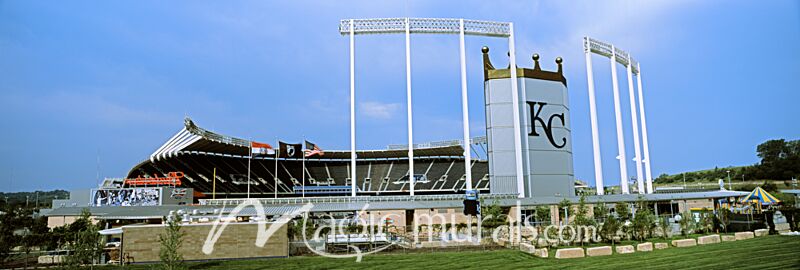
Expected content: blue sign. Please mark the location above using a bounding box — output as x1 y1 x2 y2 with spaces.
465 190 479 201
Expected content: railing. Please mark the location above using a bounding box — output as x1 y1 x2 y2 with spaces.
338 18 510 37
387 136 487 150
584 37 640 73
184 117 250 147
199 193 519 206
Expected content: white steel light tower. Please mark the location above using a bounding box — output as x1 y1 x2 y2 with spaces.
340 18 524 197
584 37 654 194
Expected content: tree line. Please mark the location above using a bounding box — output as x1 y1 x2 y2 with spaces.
655 139 800 184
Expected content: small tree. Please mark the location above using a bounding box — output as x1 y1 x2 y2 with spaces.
615 202 631 221
481 199 505 229
535 205 550 225
718 208 733 233
159 213 185 270
658 216 671 240
631 196 656 241
678 211 695 237
698 212 714 234
599 214 620 243
573 194 596 245
594 202 608 223
534 205 551 237
0 207 20 263
573 194 595 227
66 209 102 267
615 202 632 240
558 198 572 225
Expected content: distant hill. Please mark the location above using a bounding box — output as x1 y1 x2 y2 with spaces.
654 138 799 189
654 165 751 184
0 190 69 208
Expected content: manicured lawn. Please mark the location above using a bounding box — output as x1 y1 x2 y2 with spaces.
109 235 800 269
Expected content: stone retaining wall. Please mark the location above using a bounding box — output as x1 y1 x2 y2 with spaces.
555 248 584 259
531 231 765 261
636 242 653 252
586 246 612 257
534 248 548 258
721 235 736 242
615 245 634 254
698 235 720 245
671 239 697 247
122 222 288 263
520 242 536 254
735 231 754 240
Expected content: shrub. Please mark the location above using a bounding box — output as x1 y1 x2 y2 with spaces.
678 212 695 236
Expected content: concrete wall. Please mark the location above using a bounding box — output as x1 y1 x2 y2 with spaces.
121 222 288 263
51 189 92 208
677 199 714 213
47 215 99 229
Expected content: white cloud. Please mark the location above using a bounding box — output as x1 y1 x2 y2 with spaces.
360 101 401 119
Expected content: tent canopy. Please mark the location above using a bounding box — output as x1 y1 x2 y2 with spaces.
98 227 123 235
739 186 781 205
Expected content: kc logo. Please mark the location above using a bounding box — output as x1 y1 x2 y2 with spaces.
527 101 566 149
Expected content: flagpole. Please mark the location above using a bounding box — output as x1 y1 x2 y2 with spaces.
274 138 279 199
212 167 216 200
302 137 306 198
247 142 252 199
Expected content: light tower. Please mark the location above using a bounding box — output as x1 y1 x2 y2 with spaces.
339 18 524 197
584 37 654 194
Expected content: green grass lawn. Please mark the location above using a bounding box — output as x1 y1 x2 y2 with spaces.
111 235 800 270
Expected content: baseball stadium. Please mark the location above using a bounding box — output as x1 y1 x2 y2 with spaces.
35 17 795 267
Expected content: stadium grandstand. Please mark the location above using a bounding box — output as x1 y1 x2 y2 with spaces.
127 117 490 198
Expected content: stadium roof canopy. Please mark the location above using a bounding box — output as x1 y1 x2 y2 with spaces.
149 117 466 162
46 190 751 219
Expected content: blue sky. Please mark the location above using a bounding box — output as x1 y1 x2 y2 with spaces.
1 1 798 192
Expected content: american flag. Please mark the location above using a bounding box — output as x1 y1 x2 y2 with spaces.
304 140 324 157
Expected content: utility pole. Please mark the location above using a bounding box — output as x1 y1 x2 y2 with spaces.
726 170 731 190
683 173 687 188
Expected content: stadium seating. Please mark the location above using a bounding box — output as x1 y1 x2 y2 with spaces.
130 154 488 197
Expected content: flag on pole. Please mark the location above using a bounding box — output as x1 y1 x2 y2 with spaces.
279 141 303 158
251 141 274 156
304 141 324 157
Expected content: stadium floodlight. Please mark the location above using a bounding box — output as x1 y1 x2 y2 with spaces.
340 18 525 197
583 37 653 195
